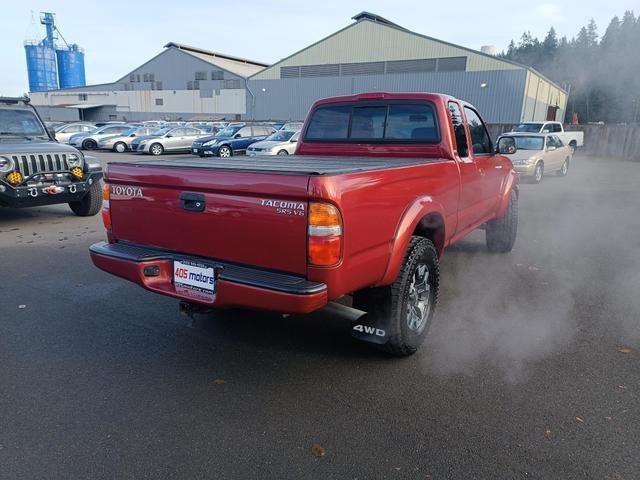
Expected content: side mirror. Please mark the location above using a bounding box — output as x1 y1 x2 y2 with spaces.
130 134 136 137
234 133 241 139
547 145 557 151
496 136 517 155
291 138 297 143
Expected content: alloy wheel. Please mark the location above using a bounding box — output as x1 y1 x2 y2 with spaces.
406 262 431 334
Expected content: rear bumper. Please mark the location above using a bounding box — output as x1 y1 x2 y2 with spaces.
89 241 328 313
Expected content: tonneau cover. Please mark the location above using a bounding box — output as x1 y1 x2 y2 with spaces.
108 155 441 176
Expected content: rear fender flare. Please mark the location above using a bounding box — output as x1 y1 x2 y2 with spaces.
496 169 519 218
377 196 446 286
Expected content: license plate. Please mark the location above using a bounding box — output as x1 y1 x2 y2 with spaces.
192 149 198 153
173 260 216 295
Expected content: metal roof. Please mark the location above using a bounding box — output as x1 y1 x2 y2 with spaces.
163 42 268 78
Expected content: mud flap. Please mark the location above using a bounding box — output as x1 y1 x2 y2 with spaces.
351 312 393 346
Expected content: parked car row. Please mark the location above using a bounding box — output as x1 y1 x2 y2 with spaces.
54 120 304 156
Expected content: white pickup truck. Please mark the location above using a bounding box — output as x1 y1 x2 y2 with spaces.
512 121 584 150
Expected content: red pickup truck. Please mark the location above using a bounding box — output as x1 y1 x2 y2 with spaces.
90 92 519 356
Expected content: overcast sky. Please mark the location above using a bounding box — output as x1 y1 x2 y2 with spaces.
0 0 635 95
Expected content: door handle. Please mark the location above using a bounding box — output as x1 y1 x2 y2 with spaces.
478 167 486 176
494 165 503 169
180 192 206 212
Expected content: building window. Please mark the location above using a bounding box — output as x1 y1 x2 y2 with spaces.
437 57 467 72
300 64 340 77
211 70 224 80
193 80 200 90
136 74 141 82
78 93 88 101
222 79 241 89
148 73 155 82
143 73 149 82
340 62 385 76
280 66 300 78
195 71 207 80
129 74 135 82
155 81 163 90
155 98 164 106
187 81 194 90
386 58 436 74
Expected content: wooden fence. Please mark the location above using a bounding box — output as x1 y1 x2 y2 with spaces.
487 124 640 161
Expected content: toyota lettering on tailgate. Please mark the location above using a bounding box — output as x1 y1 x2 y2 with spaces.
111 185 144 200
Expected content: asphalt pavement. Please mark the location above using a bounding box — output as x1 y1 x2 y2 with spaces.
1 152 639 479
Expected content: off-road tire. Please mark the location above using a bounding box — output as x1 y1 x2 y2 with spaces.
69 181 103 217
353 237 439 357
82 139 97 150
113 142 127 153
557 158 570 177
486 192 518 253
149 143 164 156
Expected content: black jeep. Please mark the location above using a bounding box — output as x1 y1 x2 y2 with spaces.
0 96 103 216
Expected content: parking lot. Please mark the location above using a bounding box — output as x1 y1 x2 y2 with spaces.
1 153 639 479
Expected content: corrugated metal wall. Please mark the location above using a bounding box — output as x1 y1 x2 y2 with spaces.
521 70 568 122
249 69 527 123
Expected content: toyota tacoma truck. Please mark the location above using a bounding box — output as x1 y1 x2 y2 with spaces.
0 96 103 215
90 92 519 356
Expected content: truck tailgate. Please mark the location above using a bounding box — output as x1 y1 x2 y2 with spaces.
106 162 310 275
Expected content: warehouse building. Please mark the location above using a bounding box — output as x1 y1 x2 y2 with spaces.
248 12 568 123
30 42 267 121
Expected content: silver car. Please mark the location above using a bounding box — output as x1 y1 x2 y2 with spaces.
247 130 300 156
54 122 95 143
136 127 208 155
68 124 132 150
97 127 159 152
501 133 572 183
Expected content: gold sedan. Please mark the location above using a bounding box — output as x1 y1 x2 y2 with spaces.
500 133 573 184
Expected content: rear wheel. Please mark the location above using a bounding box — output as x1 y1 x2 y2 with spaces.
277 150 288 156
353 237 439 357
149 143 164 156
69 181 103 217
113 142 127 153
218 145 232 158
82 139 97 150
557 158 570 177
486 192 518 253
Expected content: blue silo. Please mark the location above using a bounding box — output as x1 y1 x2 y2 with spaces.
25 42 59 91
56 44 86 88
24 12 86 92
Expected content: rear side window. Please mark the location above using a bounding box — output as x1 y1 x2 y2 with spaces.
305 106 351 140
304 102 439 142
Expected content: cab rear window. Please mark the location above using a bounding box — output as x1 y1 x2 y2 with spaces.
304 102 439 143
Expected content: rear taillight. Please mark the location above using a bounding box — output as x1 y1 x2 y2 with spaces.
101 183 111 230
308 202 342 267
